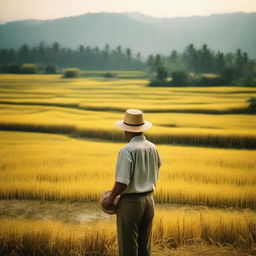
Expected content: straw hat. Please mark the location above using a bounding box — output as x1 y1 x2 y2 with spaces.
99 191 120 215
115 109 152 132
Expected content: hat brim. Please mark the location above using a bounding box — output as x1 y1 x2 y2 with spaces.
115 120 152 132
99 191 120 215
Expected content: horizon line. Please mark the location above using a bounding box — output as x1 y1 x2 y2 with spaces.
1 10 255 25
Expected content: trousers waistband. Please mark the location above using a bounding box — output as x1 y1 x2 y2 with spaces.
121 190 153 197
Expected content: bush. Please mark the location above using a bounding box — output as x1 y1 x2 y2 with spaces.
62 68 80 78
231 76 256 87
156 65 168 81
0 63 21 74
247 97 256 113
20 64 38 74
45 65 57 74
194 74 223 86
148 65 169 86
103 72 116 78
170 70 188 86
220 66 236 85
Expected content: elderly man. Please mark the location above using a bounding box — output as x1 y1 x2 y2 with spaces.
101 109 162 256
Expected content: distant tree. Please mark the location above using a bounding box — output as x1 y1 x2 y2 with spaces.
167 50 185 71
38 41 46 54
234 48 244 77
85 46 91 55
156 65 168 81
126 48 131 59
232 75 256 87
224 53 235 67
93 47 100 55
2 42 255 76
170 70 188 86
0 49 15 64
220 66 236 84
116 45 122 54
148 55 169 86
18 44 30 63
146 55 155 73
51 42 60 53
183 44 199 73
214 51 225 74
45 65 57 74
198 44 214 73
79 45 85 53
0 42 144 70
169 50 178 63
154 54 162 67
0 63 21 73
103 44 110 57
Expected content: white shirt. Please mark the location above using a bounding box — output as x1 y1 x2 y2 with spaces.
115 135 162 194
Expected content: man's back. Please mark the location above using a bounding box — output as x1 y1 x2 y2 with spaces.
115 135 161 194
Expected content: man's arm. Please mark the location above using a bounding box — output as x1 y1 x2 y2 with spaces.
101 148 131 210
101 182 127 209
109 182 127 201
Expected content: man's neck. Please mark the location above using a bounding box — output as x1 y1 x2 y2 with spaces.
125 131 143 141
129 134 143 141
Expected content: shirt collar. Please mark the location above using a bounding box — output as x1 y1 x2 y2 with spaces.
129 135 146 143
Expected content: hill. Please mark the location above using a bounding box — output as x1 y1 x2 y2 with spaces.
0 12 255 58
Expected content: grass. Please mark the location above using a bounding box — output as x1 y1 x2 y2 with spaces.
0 207 255 255
0 131 255 208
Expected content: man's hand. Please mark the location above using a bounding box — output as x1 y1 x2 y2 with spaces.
101 192 115 210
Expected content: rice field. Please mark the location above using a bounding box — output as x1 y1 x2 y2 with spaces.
0 131 255 209
0 73 256 115
0 74 256 149
1 207 255 256
0 72 256 255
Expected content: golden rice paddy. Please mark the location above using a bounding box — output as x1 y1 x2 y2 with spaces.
0 131 255 209
0 72 255 255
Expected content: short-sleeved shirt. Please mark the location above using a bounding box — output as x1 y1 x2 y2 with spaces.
115 135 162 194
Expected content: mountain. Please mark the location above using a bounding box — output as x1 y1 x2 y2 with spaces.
0 12 256 58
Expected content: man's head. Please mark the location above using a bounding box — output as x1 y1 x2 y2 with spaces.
115 109 152 134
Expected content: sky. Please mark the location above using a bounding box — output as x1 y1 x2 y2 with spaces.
0 0 255 24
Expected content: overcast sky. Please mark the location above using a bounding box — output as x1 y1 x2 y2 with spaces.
0 0 255 23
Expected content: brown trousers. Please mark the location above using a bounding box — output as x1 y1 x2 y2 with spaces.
116 193 155 256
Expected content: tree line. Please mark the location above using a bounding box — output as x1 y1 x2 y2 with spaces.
0 41 144 72
146 44 256 86
0 41 255 86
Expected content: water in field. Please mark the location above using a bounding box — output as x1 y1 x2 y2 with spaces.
0 200 108 223
0 199 250 224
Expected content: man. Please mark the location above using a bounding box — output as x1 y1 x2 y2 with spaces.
101 109 162 256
